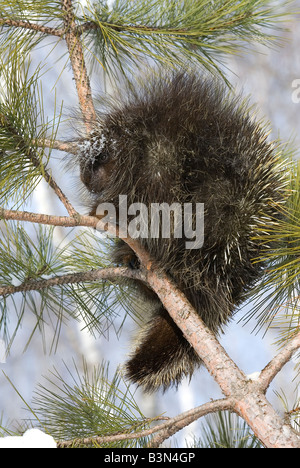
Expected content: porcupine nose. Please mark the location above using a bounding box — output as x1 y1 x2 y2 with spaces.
80 157 93 186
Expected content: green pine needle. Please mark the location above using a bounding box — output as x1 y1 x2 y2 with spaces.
79 0 292 81
0 223 75 350
30 359 150 447
243 156 300 342
0 55 52 207
0 224 143 352
192 411 263 448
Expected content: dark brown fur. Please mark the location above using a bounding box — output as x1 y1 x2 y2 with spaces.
78 71 287 392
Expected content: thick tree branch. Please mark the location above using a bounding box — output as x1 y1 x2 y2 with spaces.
1 207 299 447
1 0 298 450
141 264 300 448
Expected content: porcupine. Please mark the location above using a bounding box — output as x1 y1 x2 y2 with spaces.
78 71 288 393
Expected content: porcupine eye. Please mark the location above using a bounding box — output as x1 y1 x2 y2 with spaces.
86 150 113 193
92 150 110 170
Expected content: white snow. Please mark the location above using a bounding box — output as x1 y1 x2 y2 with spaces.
78 130 107 165
0 429 57 448
8 274 23 287
247 371 261 381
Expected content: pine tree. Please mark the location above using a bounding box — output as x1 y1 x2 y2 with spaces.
0 0 299 448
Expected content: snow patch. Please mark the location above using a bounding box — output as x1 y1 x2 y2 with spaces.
79 130 107 164
247 371 261 381
0 429 57 448
8 274 22 287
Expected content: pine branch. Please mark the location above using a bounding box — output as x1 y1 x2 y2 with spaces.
243 157 300 337
78 0 292 81
39 138 78 154
0 3 97 129
0 18 64 36
0 112 75 215
259 331 300 391
40 170 77 217
0 267 142 297
2 195 299 447
1 208 299 447
0 208 93 228
29 154 76 218
105 206 299 447
0 1 96 129
147 399 234 448
0 0 298 448
61 0 96 130
1 0 293 125
141 260 300 448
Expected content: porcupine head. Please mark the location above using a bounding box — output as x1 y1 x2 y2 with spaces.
78 70 288 393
